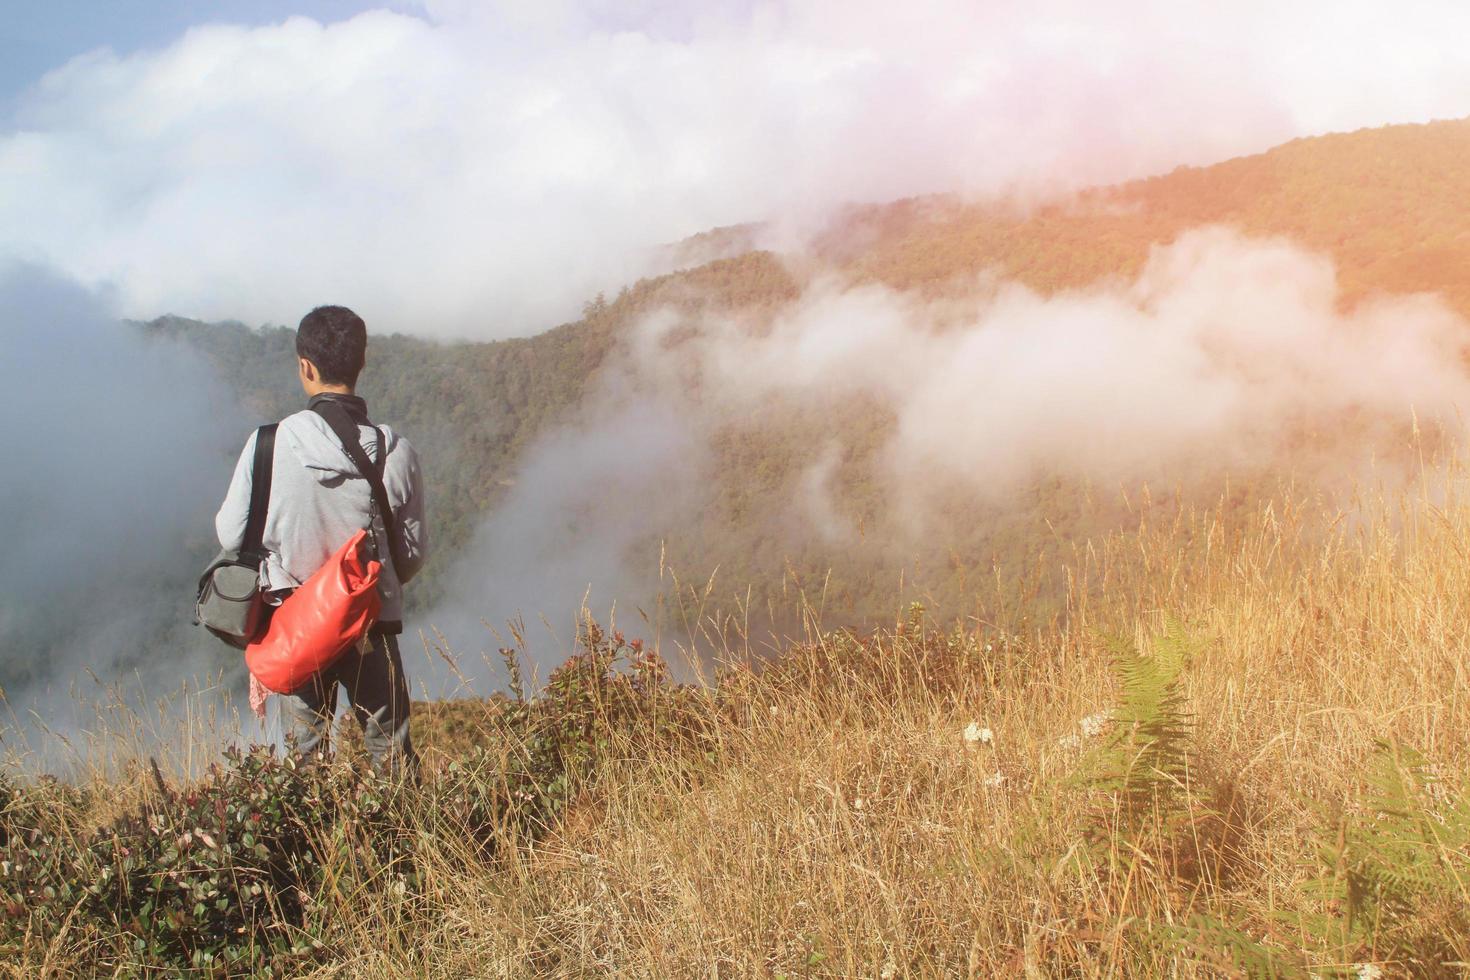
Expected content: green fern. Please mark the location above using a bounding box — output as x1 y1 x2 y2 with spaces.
1302 739 1470 968
1170 739 1470 974
1087 617 1197 830
1167 913 1301 979
1356 741 1469 903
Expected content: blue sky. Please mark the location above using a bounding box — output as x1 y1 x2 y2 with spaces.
0 1 406 112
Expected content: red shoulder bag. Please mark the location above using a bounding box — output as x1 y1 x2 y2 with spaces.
245 528 382 693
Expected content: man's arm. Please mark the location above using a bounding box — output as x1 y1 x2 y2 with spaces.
215 429 258 552
394 441 428 584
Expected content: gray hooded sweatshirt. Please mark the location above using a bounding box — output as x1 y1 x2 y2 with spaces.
215 400 428 626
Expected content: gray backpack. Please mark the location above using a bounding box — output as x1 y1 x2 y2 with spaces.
194 423 277 649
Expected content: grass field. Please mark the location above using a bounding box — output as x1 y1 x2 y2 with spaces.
5 469 1470 977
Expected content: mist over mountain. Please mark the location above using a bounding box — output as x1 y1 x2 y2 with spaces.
0 265 249 760
101 116 1470 697
4 116 1470 717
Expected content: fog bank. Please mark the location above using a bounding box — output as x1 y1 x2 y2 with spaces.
423 229 1470 689
0 264 250 769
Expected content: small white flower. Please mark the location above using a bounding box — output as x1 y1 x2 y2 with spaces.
963 722 993 746
983 771 1006 789
985 643 993 652
852 797 865 811
1354 964 1383 980
1080 711 1110 737
1057 733 1081 750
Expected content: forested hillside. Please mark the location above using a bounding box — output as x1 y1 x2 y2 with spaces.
146 250 800 614
166 116 1470 639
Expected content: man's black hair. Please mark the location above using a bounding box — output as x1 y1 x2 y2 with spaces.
296 305 367 387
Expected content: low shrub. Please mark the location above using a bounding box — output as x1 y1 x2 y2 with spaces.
0 623 704 975
1 747 417 973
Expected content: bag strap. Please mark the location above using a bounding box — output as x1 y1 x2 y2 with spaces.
241 423 277 560
310 401 409 578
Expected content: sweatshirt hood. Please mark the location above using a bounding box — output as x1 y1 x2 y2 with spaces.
279 407 399 485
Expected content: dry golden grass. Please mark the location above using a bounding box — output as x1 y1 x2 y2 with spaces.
289 474 1470 977
9 472 1470 977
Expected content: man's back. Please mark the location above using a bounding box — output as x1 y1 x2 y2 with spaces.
215 394 427 627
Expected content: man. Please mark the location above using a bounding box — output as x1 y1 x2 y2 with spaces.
215 306 427 772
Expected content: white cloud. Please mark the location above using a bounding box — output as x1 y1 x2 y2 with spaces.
3 1 1470 337
423 230 1470 686
664 228 1470 501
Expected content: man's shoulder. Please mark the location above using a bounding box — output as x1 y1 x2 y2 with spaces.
276 408 324 432
238 410 316 443
380 424 421 465
257 409 419 468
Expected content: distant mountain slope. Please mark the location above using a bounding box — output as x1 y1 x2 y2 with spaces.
11 117 1463 711
846 117 1470 313
171 116 1470 630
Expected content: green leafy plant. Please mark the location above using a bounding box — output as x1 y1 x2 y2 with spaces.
510 618 713 821
1166 912 1299 979
1083 618 1197 836
0 748 416 974
1303 739 1470 971
0 623 709 975
1174 741 1470 977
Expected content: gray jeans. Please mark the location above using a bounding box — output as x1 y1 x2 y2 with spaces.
279 631 418 774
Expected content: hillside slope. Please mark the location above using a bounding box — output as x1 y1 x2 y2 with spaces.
147 250 799 613
847 117 1470 312
168 116 1470 634
9 475 1470 974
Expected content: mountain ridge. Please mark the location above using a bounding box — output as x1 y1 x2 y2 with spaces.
114 114 1470 681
